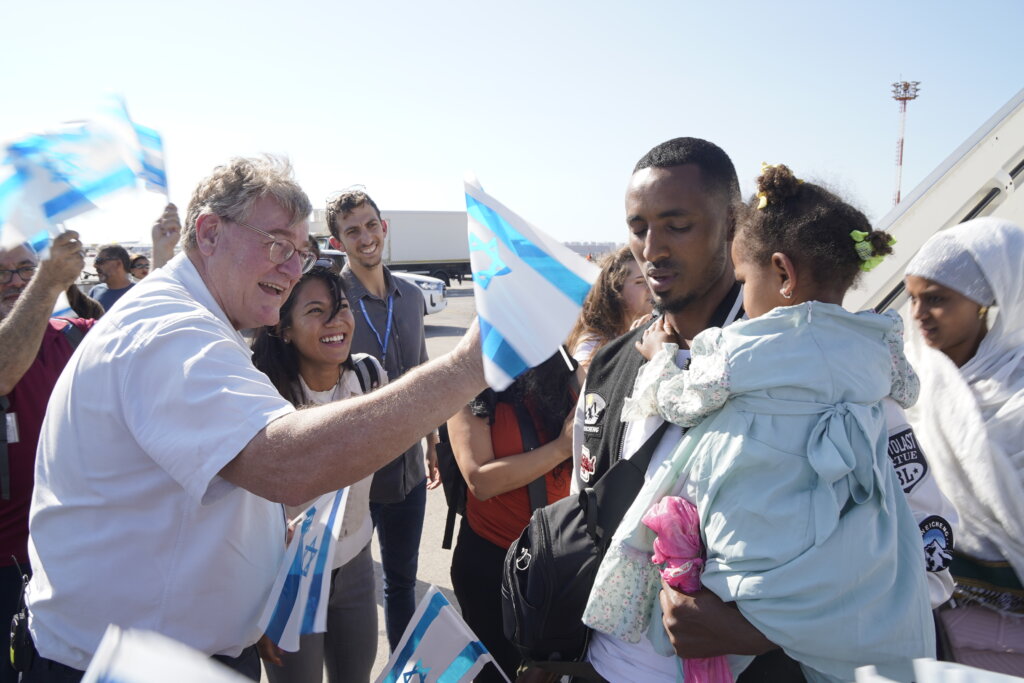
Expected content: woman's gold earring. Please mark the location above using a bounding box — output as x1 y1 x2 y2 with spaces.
979 306 989 320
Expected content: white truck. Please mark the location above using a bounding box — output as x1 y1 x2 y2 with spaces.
311 209 471 286
379 210 470 285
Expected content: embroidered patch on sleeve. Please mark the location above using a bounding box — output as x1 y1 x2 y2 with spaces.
920 516 954 573
887 427 928 494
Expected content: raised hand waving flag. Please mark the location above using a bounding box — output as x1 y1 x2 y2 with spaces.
375 586 509 683
465 177 599 390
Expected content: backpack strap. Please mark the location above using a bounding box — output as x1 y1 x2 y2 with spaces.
350 353 381 393
437 423 462 550
589 420 671 547
511 400 548 513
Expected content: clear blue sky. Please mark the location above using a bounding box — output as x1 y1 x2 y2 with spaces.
2 0 1021 245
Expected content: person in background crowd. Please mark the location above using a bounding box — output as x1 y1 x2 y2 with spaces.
0 231 89 683
326 188 440 650
129 253 150 281
904 217 1024 676
64 284 104 319
253 266 383 683
585 162 934 683
24 156 485 682
87 244 133 310
447 350 580 682
566 246 652 368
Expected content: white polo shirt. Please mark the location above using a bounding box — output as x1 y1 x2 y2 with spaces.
27 253 295 670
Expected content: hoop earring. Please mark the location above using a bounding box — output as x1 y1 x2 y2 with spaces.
979 306 989 320
780 288 793 300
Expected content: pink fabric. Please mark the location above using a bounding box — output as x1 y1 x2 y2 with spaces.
643 496 733 683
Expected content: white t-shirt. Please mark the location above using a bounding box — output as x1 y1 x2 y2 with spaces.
27 253 296 670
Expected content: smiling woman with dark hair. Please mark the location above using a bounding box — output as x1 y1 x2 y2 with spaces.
905 217 1024 676
252 266 385 683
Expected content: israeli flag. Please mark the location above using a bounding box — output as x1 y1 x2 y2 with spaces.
82 624 248 683
258 488 347 652
103 96 168 195
374 586 510 683
466 177 599 390
0 98 166 249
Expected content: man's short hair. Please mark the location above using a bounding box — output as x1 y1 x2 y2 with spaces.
633 137 741 205
324 189 381 240
97 244 130 271
182 156 312 250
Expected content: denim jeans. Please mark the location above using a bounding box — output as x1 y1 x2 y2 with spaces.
370 478 427 650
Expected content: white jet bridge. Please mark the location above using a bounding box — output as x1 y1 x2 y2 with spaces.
845 87 1024 313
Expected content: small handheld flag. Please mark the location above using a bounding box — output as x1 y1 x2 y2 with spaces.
82 624 248 683
0 97 167 250
375 586 510 683
258 488 348 652
465 177 599 390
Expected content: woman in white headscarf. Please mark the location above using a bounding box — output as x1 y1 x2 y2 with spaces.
904 217 1024 676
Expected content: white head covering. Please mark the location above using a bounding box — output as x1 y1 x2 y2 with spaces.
905 232 994 306
904 217 1024 585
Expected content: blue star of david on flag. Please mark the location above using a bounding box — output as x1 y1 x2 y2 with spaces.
375 586 509 683
468 233 511 289
401 661 431 682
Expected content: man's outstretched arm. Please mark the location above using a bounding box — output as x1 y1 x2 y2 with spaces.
221 321 487 506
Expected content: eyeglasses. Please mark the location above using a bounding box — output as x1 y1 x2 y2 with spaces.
0 265 37 284
232 219 316 274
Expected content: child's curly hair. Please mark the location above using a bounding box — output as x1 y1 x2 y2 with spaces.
740 164 894 291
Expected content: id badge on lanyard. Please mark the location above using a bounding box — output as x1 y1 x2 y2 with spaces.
5 413 17 444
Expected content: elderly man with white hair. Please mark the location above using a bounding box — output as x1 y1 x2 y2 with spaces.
23 156 485 681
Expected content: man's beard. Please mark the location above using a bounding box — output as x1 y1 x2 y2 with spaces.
651 247 728 315
653 291 699 315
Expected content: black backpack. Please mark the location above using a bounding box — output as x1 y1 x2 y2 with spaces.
500 423 669 676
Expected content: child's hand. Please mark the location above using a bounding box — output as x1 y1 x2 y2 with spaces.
635 316 679 361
